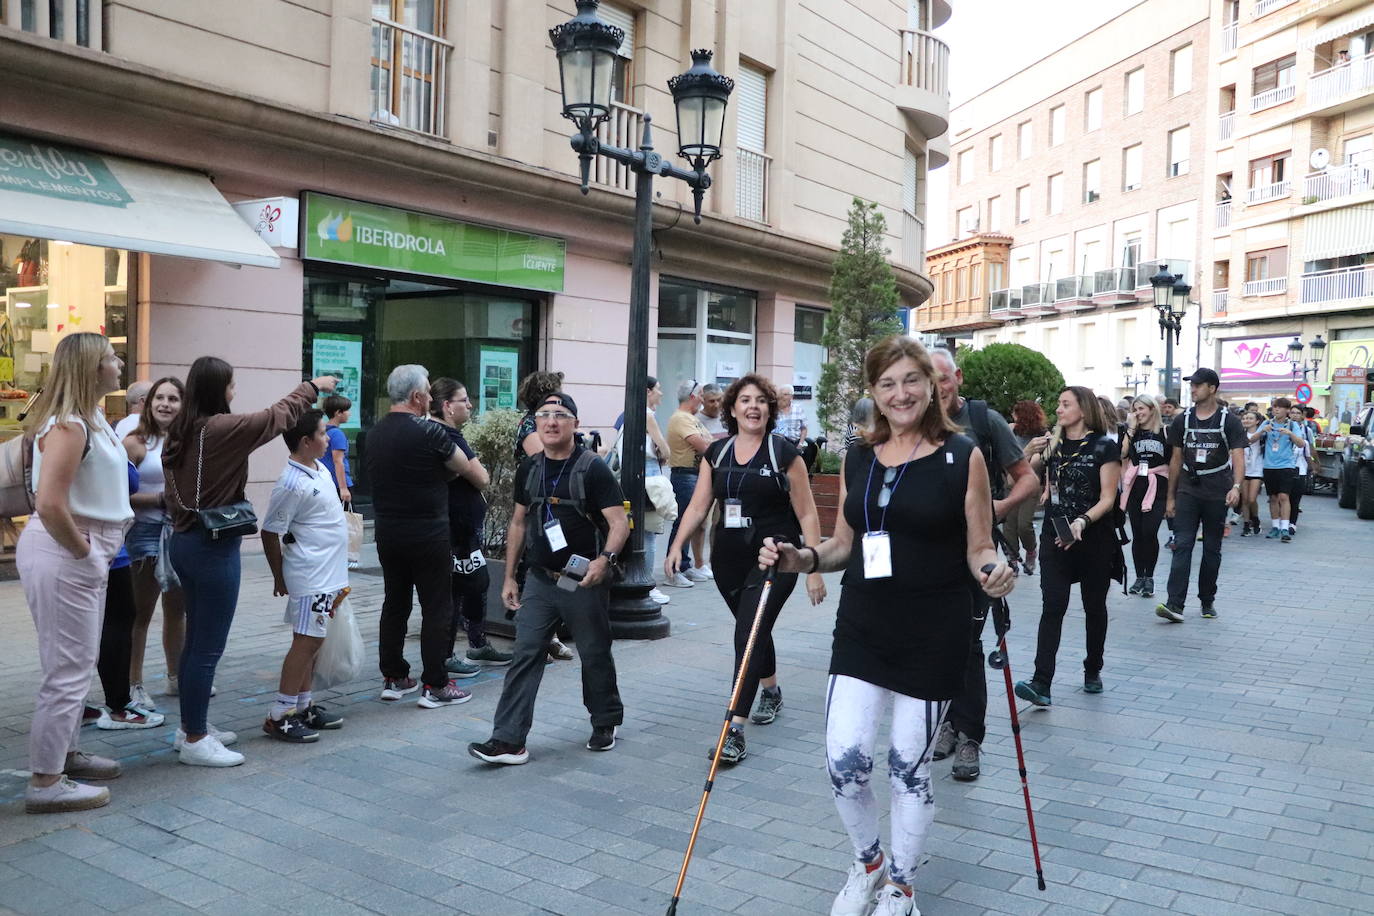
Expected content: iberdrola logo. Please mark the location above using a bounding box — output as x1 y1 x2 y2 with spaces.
317 212 354 242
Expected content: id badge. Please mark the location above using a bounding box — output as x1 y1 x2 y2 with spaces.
724 499 746 529
1049 485 1061 507
862 531 892 579
544 519 568 551
1195 448 1207 465
1138 461 1149 478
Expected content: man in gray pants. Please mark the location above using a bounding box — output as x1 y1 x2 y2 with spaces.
469 392 628 765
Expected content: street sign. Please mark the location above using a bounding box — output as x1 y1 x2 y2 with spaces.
1295 382 1313 405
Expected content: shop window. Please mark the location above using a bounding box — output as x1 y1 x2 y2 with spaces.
793 305 828 436
655 277 757 431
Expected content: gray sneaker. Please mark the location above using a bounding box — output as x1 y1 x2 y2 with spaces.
466 643 513 665
931 721 956 761
951 735 980 781
444 656 481 678
751 688 783 725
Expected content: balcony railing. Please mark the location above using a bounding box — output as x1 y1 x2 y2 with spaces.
1212 289 1229 313
371 17 452 136
1242 277 1288 296
1216 201 1232 228
1054 275 1094 307
0 0 101 46
1094 268 1135 297
900 28 950 98
989 288 1022 318
736 147 771 223
1136 258 1192 290
1254 0 1295 16
901 212 925 270
1218 110 1235 142
1301 265 1374 304
1020 282 1054 313
1221 22 1238 54
1303 163 1374 204
1246 180 1291 204
1250 83 1295 112
592 102 646 191
1310 52 1374 110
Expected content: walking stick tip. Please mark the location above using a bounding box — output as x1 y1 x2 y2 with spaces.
1036 873 1046 891
666 898 679 914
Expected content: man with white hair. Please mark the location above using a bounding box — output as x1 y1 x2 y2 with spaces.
365 365 483 708
774 384 807 443
114 380 153 438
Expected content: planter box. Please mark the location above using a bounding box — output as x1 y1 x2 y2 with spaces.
812 473 842 534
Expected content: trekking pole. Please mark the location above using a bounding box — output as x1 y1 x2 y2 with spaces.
981 563 1047 891
666 567 777 915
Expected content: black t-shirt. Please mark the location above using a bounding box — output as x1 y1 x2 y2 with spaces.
515 446 624 570
1126 429 1171 469
438 422 485 549
705 435 802 548
365 412 457 541
1044 434 1117 522
513 413 537 460
1166 407 1247 499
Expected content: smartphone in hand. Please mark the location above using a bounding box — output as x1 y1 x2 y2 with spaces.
1051 515 1078 544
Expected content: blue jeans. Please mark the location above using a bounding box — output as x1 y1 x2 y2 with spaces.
169 530 242 735
668 469 697 573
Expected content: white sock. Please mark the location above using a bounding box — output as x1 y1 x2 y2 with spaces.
296 691 312 713
269 693 296 721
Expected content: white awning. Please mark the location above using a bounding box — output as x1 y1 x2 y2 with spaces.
1302 7 1374 49
0 135 279 268
1304 207 1374 260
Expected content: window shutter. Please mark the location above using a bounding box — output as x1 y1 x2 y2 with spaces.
903 150 918 215
599 2 635 58
736 65 767 152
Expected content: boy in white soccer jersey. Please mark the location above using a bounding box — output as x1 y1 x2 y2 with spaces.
261 409 350 743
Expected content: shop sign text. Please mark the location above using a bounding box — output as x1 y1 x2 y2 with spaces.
0 133 132 208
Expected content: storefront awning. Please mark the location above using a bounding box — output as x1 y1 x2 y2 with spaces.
1304 207 1374 261
0 133 279 268
1302 7 1374 49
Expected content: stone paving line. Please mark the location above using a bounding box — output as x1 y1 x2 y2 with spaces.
0 496 1372 914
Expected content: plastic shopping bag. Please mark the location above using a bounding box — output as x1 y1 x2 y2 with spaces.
154 521 181 592
313 597 364 689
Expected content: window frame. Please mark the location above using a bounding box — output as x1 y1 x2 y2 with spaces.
1252 54 1296 95
989 134 1003 171
1124 67 1145 115
1248 150 1290 187
1017 120 1033 160
1084 86 1103 131
1245 246 1288 281
1047 172 1064 215
1016 184 1032 223
1122 143 1143 191
1083 159 1101 202
1168 125 1191 177
1049 104 1066 147
1170 43 1193 96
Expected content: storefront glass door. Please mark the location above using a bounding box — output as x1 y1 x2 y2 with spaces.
655 277 756 432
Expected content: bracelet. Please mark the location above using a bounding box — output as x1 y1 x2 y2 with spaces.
804 545 820 574
1078 514 1091 526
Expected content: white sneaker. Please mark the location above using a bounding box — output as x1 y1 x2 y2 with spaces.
664 572 694 588
129 684 156 713
25 776 110 814
162 676 179 697
831 856 887 916
648 588 671 605
871 885 917 916
174 724 238 750
97 707 165 730
178 734 244 767
684 566 712 582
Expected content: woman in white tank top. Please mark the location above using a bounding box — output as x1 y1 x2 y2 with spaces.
122 377 187 712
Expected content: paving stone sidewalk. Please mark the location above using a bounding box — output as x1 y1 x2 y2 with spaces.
0 496 1372 915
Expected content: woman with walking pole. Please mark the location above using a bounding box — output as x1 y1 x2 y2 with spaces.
1015 387 1120 707
758 336 1013 916
665 373 825 765
1120 394 1170 598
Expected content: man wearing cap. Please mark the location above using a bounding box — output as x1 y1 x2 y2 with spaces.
1158 369 1246 622
469 392 628 765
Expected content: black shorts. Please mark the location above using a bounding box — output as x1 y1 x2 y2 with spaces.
1263 467 1296 495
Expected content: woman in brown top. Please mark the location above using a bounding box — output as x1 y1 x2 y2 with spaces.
162 356 336 767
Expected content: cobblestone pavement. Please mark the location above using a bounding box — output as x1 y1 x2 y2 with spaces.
0 495 1371 915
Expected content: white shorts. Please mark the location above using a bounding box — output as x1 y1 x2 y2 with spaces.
284 590 343 638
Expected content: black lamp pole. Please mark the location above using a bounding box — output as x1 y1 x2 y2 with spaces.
550 0 733 638
1149 265 1190 403
1289 334 1326 381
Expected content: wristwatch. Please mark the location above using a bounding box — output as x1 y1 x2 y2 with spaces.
599 550 619 566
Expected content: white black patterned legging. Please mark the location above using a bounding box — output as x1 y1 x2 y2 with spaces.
825 674 950 887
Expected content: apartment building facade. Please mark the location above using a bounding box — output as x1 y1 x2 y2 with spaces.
0 0 949 506
919 0 1209 401
1204 0 1374 422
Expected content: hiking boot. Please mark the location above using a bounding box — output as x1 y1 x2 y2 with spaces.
830 854 887 916
299 704 343 730
587 725 617 751
951 735 981 781
548 637 574 660
710 726 747 765
1127 577 1145 596
444 655 482 678
262 714 319 743
931 721 956 761
1141 577 1155 598
417 681 472 708
380 677 419 701
871 884 916 916
752 687 783 725
1014 679 1051 707
1084 673 1104 694
468 738 530 765
26 777 110 814
466 643 513 665
1155 602 1184 623
1200 604 1218 619
63 751 120 780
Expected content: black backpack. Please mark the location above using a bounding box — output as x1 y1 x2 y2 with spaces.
964 400 1008 501
522 449 610 554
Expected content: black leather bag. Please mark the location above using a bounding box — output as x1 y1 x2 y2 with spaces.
169 426 258 541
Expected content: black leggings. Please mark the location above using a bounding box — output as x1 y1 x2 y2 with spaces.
1126 482 1166 578
1033 537 1111 687
717 562 798 720
448 564 491 653
1291 475 1308 524
98 565 137 711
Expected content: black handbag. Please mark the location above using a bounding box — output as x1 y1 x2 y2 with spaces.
169 426 259 541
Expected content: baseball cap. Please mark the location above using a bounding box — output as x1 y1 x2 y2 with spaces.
1185 368 1220 387
539 392 578 418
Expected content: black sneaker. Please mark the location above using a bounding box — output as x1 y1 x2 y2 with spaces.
1127 577 1145 596
1200 604 1218 619
466 643 513 665
1155 602 1184 623
468 738 530 765
710 726 747 765
1141 577 1155 598
751 688 783 725
587 725 617 751
262 714 319 743
1014 679 1052 707
1084 673 1104 694
300 704 343 730
380 677 419 701
951 735 980 781
1281 531 1292 543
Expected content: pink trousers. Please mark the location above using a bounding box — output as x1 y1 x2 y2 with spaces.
18 515 126 775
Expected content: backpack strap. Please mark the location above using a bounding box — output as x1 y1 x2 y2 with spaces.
713 436 737 469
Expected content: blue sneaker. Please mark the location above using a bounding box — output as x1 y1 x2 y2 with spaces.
1014 680 1052 707
1265 527 1281 539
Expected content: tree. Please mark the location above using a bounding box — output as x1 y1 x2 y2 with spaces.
955 343 1065 417
462 407 525 554
817 198 903 437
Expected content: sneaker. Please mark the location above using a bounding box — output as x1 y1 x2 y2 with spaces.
1240 524 1254 537
752 688 783 725
549 637 574 660
262 714 319 743
1281 531 1292 543
709 726 746 764
466 643 514 665
299 704 344 730
25 777 110 814
871 884 915 916
931 721 956 761
1014 679 1052 707
1165 537 1176 551
174 724 238 749
63 751 120 780
1155 603 1184 623
1022 548 1036 576
830 855 887 916
587 725 618 751
417 681 472 708
81 705 102 726
1201 604 1218 619
380 677 420 701
648 587 671 605
1266 526 1281 539
348 560 360 570
444 655 482 678
1084 673 1104 694
178 734 244 767
97 707 165 730
1127 577 1144 596
128 684 156 713
684 566 712 582
1141 577 1155 598
1289 525 1298 537
663 572 694 588
162 676 179 697
951 735 981 780
469 738 530 765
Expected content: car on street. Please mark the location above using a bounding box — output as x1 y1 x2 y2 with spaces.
1336 404 1374 519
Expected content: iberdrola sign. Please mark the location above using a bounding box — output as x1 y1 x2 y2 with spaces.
301 192 565 292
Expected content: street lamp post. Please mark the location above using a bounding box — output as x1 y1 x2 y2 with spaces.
550 0 733 638
1149 266 1190 403
1288 334 1326 381
1122 355 1153 394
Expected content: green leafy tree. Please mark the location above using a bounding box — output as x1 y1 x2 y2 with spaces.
818 199 903 437
955 343 1065 417
462 408 525 554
